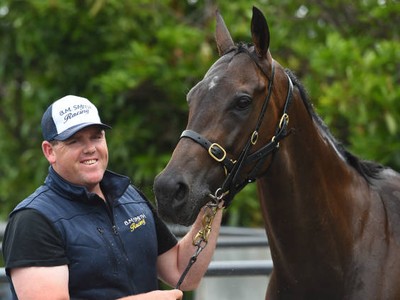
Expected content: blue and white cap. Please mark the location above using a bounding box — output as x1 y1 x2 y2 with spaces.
41 95 111 141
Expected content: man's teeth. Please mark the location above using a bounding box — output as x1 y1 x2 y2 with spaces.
83 159 97 165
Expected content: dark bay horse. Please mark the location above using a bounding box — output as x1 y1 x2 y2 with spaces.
154 6 400 299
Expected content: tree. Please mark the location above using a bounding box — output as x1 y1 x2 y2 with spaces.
0 0 399 228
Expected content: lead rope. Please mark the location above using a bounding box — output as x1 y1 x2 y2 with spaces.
175 189 226 289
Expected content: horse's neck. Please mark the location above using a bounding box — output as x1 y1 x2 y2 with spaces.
257 95 370 280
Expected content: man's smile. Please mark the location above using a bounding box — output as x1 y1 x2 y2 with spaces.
82 159 97 165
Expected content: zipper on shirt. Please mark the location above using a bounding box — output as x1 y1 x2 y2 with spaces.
101 197 138 294
112 224 119 235
96 226 119 274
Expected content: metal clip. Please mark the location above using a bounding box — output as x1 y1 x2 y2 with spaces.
208 188 229 203
179 193 224 289
192 199 221 246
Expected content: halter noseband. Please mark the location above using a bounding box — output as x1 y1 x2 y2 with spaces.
180 60 294 207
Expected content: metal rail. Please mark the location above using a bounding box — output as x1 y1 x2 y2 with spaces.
0 268 6 283
207 260 273 276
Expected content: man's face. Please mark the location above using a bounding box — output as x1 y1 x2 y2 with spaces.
45 126 109 192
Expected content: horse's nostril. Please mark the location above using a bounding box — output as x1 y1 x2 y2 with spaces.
154 174 189 210
172 182 188 210
175 182 187 201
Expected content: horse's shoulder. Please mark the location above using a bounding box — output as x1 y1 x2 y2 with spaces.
371 167 400 230
373 167 400 191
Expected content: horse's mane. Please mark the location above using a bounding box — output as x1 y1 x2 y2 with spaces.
285 69 385 182
228 43 384 182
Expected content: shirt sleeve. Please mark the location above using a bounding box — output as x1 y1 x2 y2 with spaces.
3 209 69 275
133 186 178 255
153 211 178 255
142 197 178 255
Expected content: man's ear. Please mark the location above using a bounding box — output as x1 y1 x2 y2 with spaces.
42 141 56 164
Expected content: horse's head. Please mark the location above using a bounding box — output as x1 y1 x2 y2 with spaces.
154 7 293 225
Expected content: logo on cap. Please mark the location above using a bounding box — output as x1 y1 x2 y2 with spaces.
42 95 111 141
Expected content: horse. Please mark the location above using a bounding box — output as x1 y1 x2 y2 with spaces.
153 6 400 299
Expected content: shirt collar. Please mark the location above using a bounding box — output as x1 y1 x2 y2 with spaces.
45 166 131 204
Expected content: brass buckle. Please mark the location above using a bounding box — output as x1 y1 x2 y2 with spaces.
208 143 226 162
251 131 258 145
271 136 280 148
279 113 289 129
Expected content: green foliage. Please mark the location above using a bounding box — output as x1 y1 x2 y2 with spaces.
0 0 399 230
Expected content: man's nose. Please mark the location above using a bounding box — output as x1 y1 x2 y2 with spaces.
83 141 96 153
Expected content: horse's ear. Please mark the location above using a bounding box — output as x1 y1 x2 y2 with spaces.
251 6 270 58
215 9 234 56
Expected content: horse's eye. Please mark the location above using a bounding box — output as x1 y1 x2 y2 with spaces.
236 96 252 110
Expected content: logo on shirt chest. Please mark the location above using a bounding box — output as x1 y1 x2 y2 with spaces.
123 213 147 232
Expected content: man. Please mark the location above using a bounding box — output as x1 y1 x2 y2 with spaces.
3 95 223 300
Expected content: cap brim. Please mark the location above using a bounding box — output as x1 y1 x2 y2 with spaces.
52 122 111 141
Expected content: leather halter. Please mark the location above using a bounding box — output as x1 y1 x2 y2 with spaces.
180 60 294 207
